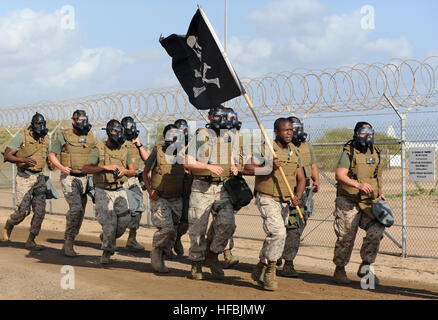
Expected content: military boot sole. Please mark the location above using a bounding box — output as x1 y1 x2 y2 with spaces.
25 243 43 251
189 273 203 280
63 247 77 257
263 283 278 291
125 242 145 251
223 259 239 269
280 271 299 278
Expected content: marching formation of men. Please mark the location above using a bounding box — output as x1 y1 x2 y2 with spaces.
0 107 393 291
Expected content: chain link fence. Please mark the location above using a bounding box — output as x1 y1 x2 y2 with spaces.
1 57 437 259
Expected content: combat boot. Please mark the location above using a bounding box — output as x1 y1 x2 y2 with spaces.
190 261 203 280
276 258 283 267
151 247 168 273
251 261 267 287
223 249 239 269
62 237 77 257
204 250 224 279
1 221 13 241
263 260 278 291
100 250 112 264
173 236 184 256
280 260 299 278
357 262 380 286
125 230 144 250
333 266 351 284
25 233 43 251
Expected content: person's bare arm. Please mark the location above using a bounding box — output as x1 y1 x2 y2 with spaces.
3 147 36 167
335 167 373 194
48 152 71 175
184 154 224 176
311 164 320 192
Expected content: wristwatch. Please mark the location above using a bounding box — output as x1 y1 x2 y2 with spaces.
136 144 143 149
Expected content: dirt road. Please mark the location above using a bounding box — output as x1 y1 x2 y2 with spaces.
1 215 437 300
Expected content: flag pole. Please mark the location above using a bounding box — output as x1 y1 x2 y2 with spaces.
242 93 305 222
197 6 304 222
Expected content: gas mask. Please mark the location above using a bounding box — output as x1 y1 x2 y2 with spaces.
124 121 139 140
72 114 92 135
354 126 375 151
206 109 232 131
228 111 242 130
163 128 184 153
289 119 307 147
106 123 126 147
31 113 48 139
175 120 189 145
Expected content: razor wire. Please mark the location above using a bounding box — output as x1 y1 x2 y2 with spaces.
1 56 437 127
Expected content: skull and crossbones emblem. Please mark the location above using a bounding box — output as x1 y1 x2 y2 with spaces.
187 35 221 98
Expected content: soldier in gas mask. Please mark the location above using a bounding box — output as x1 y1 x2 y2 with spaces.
121 116 149 251
277 116 320 277
82 119 136 264
142 124 191 272
184 105 240 280
1 113 50 250
205 108 241 269
332 122 385 285
48 110 95 256
172 119 192 257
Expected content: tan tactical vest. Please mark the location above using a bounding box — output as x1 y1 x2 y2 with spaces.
16 128 49 172
123 141 141 172
337 142 382 203
93 141 128 189
60 129 95 173
297 141 313 186
151 146 192 198
255 141 299 202
190 129 233 181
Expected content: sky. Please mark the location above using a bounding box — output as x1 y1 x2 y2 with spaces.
0 0 437 107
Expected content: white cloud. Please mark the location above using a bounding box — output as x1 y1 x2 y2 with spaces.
0 8 133 106
365 37 413 59
229 0 414 78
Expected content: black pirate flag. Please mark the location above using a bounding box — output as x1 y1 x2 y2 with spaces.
160 7 243 110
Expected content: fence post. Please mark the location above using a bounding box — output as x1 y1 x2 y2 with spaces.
400 114 407 257
384 94 419 258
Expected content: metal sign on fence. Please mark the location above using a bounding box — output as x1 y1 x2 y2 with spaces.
409 147 436 182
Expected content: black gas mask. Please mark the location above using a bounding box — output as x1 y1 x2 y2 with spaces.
228 111 242 130
106 122 126 147
163 128 185 155
72 113 92 135
354 125 375 152
31 113 48 139
288 118 307 147
206 108 232 131
174 119 189 145
121 117 139 141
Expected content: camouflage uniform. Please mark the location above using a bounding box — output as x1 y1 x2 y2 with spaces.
282 141 316 261
188 179 235 261
150 197 183 255
5 129 49 236
60 173 88 240
333 142 385 267
123 176 142 231
95 187 131 253
255 193 289 264
7 169 47 236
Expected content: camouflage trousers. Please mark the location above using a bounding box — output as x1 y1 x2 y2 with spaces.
333 195 385 266
7 169 46 236
188 179 235 261
150 197 183 255
282 223 305 262
60 173 88 240
95 187 131 253
123 177 143 231
207 220 234 250
255 193 289 264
